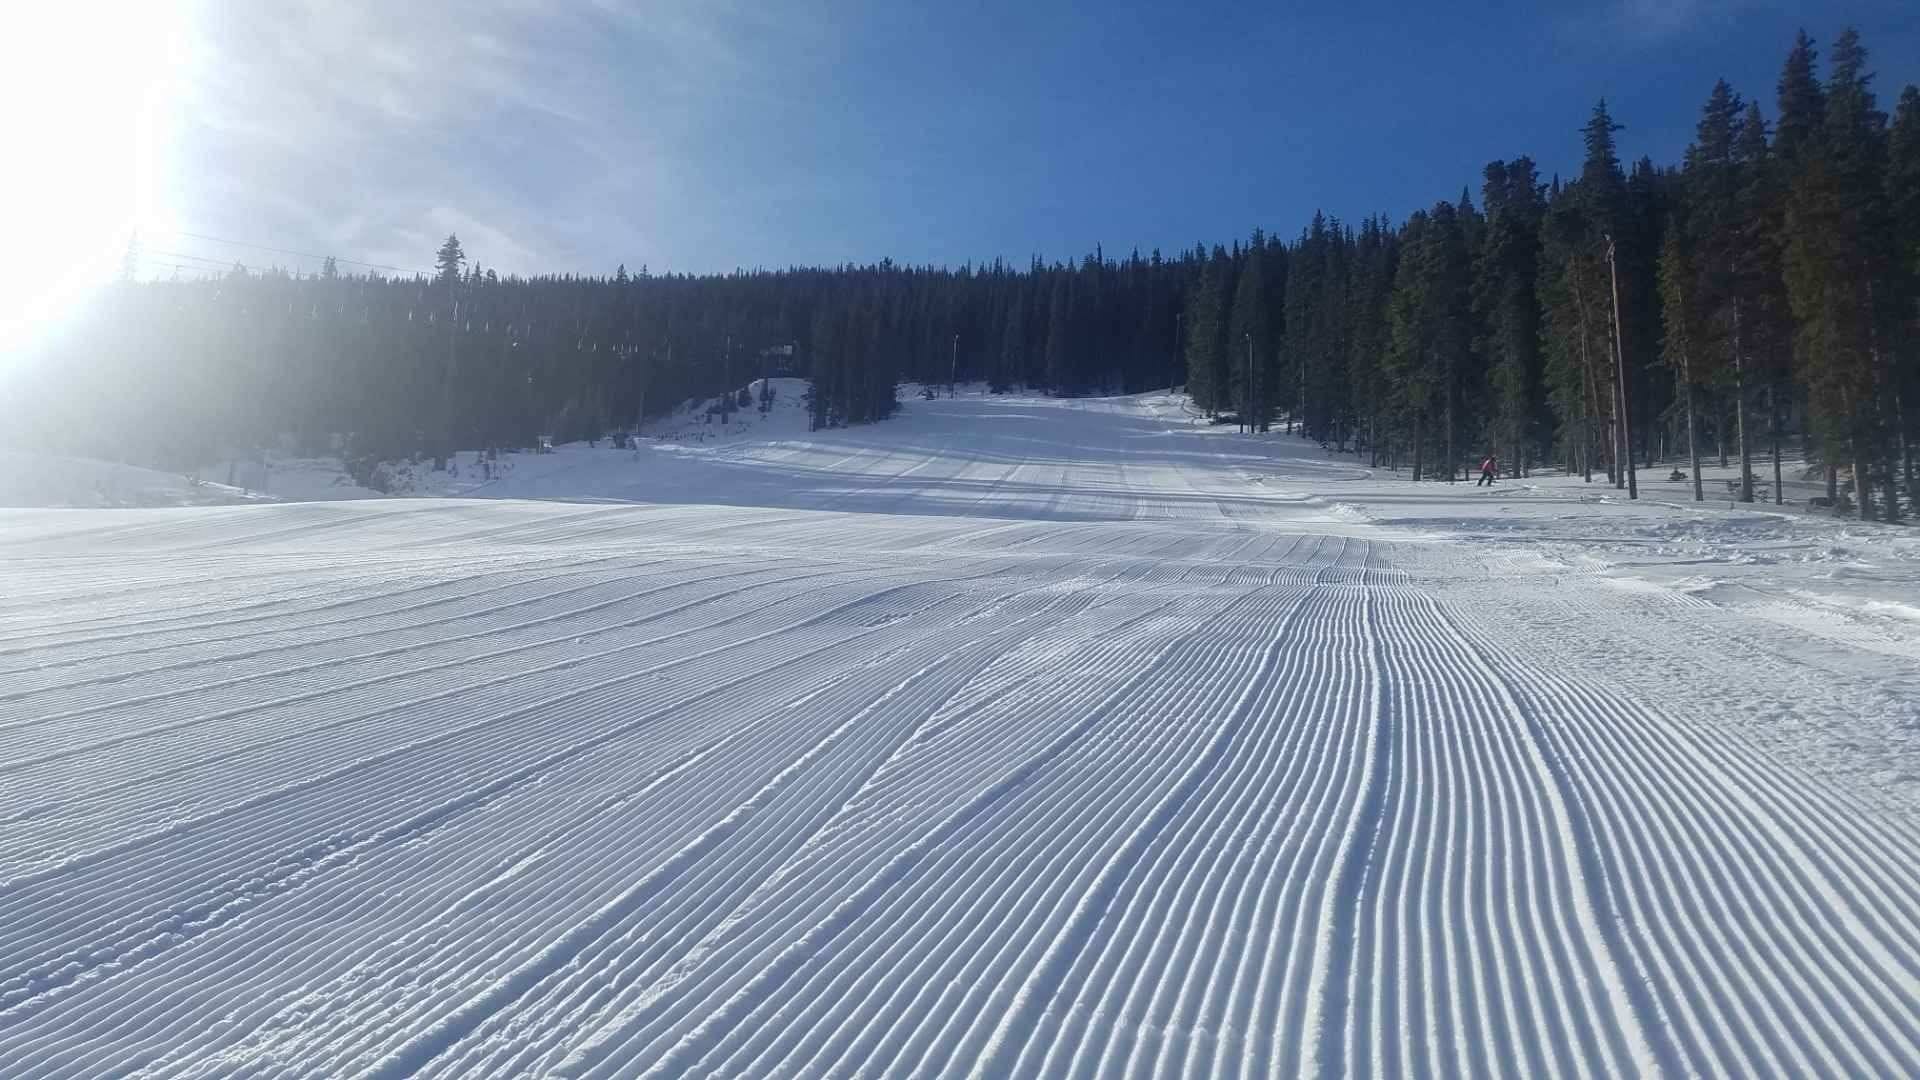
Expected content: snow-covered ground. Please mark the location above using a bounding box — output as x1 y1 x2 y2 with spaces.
2 389 1917 1076
0 450 271 508
0 450 385 507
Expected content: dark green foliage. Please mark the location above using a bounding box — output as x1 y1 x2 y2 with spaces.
1344 217 1396 460
1184 248 1232 415
1229 238 1273 427
1781 28 1898 516
1892 87 1920 507
434 235 466 287
1386 203 1475 479
1774 31 1826 168
1474 159 1546 472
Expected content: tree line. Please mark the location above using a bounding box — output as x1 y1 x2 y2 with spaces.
6 27 1915 517
1178 28 1917 521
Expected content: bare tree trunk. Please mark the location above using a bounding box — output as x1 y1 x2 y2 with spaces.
1717 398 1729 470
1581 410 1593 483
1868 287 1900 523
1675 327 1703 502
1685 386 1704 502
1732 298 1752 502
1769 384 1783 507
1298 351 1307 440
1412 412 1424 482
1893 374 1918 515
1842 387 1873 520
1901 391 1917 517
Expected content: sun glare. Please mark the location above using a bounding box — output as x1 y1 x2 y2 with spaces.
0 1 191 358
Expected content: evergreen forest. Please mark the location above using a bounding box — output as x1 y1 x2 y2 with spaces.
10 28 1919 518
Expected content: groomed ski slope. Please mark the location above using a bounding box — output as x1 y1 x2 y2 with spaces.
2 392 1918 1078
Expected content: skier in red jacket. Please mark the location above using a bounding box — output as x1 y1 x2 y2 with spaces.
1477 453 1498 486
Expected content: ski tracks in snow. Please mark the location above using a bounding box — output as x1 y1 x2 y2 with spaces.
2 407 1918 1077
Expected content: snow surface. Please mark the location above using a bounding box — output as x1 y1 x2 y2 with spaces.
2 388 1918 1077
0 450 270 508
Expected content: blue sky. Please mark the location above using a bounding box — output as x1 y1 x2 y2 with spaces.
139 0 1920 278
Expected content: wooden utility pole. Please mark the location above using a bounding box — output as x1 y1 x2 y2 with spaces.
1604 236 1638 499
950 333 959 398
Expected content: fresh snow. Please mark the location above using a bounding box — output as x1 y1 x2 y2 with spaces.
2 389 1918 1077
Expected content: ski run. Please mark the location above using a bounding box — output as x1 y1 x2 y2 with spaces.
3 388 1918 1078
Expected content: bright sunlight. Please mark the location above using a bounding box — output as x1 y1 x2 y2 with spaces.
0 0 190 355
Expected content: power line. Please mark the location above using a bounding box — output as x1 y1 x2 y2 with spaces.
156 229 431 276
145 249 246 269
143 249 353 277
134 259 230 279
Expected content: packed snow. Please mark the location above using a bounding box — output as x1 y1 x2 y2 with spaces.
2 388 1918 1077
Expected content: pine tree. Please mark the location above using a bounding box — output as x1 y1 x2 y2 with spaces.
1474 158 1546 475
1659 217 1707 500
1893 87 1920 280
1580 100 1637 491
1308 222 1353 442
1229 240 1271 428
996 288 1025 393
1735 101 1795 503
1184 251 1230 415
1624 157 1667 476
1281 218 1325 435
1774 31 1826 168
435 235 466 286
1043 276 1071 395
1347 217 1397 464
1783 27 1895 518
1387 204 1474 479
1889 85 1920 506
1539 177 1613 481
1686 79 1758 498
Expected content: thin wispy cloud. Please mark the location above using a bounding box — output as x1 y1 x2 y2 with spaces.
165 0 840 278
1560 0 1756 47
